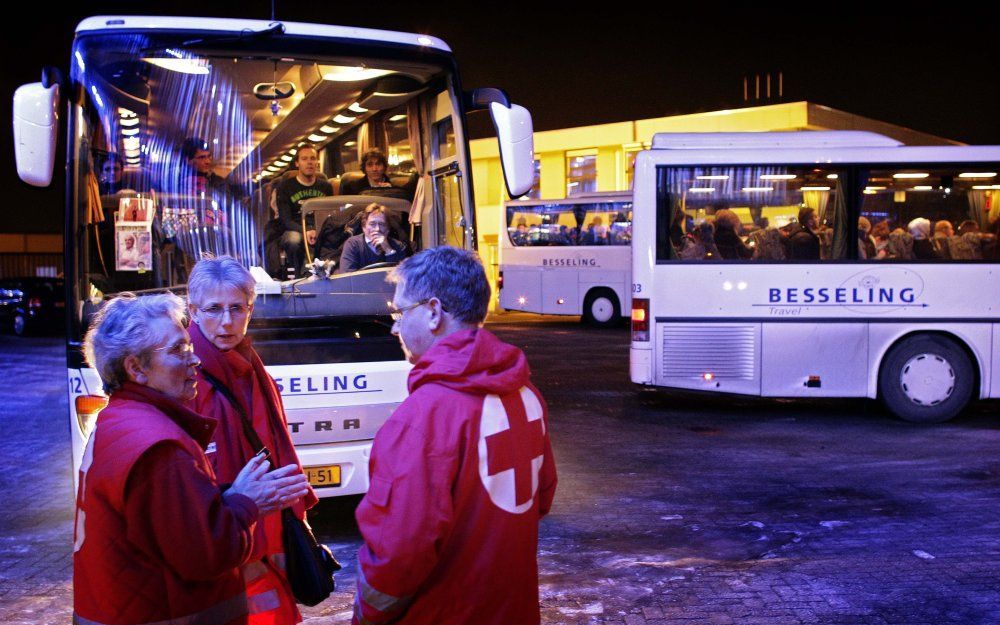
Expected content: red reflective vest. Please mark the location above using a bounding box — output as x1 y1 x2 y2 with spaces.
73 383 258 625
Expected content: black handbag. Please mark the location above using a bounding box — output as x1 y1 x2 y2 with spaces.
200 369 341 606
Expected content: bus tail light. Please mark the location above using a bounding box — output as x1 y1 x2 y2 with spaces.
498 271 504 290
75 394 108 438
28 297 42 309
631 298 649 342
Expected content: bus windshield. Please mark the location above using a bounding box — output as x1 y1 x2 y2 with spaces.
70 31 452 309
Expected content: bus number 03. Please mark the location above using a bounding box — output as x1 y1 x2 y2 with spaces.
632 284 643 294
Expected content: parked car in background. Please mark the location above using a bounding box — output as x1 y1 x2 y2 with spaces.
0 278 64 336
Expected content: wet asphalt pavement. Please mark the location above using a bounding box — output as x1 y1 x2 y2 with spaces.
1 314 998 624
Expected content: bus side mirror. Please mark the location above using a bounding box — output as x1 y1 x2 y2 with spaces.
13 80 60 187
489 102 534 198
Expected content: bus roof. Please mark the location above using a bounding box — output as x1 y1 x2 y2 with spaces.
651 131 903 150
75 16 452 53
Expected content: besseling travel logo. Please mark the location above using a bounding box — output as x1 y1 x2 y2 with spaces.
541 253 599 268
756 267 927 315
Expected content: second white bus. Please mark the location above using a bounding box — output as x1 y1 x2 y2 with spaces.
630 131 999 423
499 192 633 326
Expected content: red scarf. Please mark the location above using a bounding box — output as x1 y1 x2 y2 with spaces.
114 381 218 448
190 323 317 517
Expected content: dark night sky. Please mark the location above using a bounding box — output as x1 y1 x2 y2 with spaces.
4 2 998 233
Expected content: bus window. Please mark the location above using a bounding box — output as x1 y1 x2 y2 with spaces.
860 167 999 261
656 166 848 262
505 200 631 247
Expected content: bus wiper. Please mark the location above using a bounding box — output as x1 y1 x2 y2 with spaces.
183 22 285 47
141 22 286 53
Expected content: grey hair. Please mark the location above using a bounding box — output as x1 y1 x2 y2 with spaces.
387 246 491 324
83 293 188 394
187 256 257 307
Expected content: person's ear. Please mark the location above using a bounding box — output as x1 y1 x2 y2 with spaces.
124 354 148 385
188 304 200 325
427 297 444 332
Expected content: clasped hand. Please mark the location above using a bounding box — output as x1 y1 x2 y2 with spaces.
227 454 310 515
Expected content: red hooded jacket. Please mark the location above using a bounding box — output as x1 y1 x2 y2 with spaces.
354 328 557 625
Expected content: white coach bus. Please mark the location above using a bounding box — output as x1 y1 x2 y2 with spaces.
629 131 999 423
13 15 533 495
499 192 633 326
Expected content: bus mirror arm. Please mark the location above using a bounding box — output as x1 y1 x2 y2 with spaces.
13 68 63 187
464 87 510 111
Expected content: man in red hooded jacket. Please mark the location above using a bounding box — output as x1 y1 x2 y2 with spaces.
353 246 557 625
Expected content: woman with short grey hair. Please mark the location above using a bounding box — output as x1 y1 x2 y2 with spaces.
74 292 309 625
187 256 320 624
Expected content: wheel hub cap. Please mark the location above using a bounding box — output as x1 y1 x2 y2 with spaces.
591 297 614 323
900 353 955 406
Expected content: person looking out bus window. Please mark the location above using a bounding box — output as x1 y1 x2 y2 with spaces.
354 246 557 625
74 293 309 625
338 203 410 273
275 146 333 276
186 257 319 625
783 207 821 260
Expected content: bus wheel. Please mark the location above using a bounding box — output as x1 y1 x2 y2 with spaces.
878 335 974 424
582 289 620 328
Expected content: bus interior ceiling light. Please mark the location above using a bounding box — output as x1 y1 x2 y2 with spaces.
320 125 339 134
308 133 325 142
348 102 368 113
959 172 996 178
760 174 797 180
333 114 356 124
321 66 392 82
893 172 929 179
742 187 774 192
143 57 211 75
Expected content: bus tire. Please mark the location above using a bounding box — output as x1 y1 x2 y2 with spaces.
582 289 620 328
878 334 975 424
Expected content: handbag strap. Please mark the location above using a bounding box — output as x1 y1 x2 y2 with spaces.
199 368 266 454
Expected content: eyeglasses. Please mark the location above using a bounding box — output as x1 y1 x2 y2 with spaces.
388 299 429 321
154 341 196 360
199 303 252 319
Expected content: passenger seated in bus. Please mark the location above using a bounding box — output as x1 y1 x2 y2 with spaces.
511 219 529 245
751 228 786 261
782 207 821 260
581 217 611 245
338 203 411 273
713 209 752 260
99 154 129 195
339 149 417 201
908 217 939 260
957 219 980 236
871 220 891 259
316 209 366 264
857 217 876 260
180 137 237 198
275 146 333 276
679 222 720 260
884 229 915 260
932 220 954 259
668 211 687 250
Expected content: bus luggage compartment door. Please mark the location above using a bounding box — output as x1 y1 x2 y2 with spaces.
656 322 761 395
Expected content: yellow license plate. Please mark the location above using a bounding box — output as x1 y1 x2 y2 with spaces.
305 465 342 488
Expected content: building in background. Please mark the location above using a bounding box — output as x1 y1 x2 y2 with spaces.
471 101 958 307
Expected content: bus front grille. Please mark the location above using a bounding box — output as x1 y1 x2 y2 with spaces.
661 325 756 380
